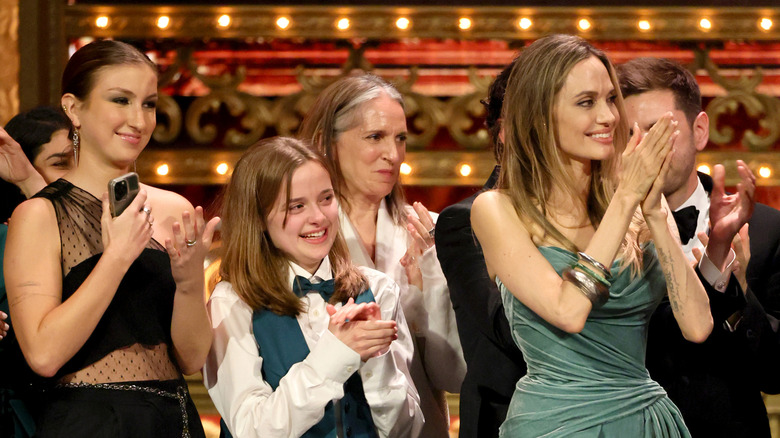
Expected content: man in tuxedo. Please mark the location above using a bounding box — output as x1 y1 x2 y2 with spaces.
619 57 780 437
435 63 526 438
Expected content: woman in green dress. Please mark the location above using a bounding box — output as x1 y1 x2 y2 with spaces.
471 34 742 437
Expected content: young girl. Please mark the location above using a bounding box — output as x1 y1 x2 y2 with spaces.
203 137 423 437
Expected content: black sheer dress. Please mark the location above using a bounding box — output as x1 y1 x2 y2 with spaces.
32 179 205 438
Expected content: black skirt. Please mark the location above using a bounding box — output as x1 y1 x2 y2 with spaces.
36 379 206 438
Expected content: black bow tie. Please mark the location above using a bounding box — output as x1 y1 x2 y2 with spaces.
672 205 700 245
293 276 335 303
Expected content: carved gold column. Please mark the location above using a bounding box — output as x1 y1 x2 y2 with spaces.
0 0 19 125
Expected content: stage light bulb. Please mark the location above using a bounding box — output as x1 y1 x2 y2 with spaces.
459 18 472 30
518 17 532 30
759 166 772 178
578 18 592 31
697 164 711 175
337 18 350 30
216 162 229 175
638 20 651 31
699 18 712 30
217 15 231 28
96 16 109 28
760 18 773 31
276 17 290 29
396 17 410 30
156 164 170 176
459 164 472 177
157 16 170 29
400 163 412 175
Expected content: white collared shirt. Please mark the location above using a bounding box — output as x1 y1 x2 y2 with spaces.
676 178 711 260
203 256 423 438
674 178 735 293
339 200 466 437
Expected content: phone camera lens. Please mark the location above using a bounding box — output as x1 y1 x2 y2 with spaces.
115 180 128 200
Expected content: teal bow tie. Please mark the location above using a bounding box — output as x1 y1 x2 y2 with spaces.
293 276 335 302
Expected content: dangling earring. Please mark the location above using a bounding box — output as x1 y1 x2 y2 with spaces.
72 127 80 165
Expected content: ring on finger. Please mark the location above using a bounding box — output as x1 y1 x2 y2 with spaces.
142 206 151 216
427 227 435 239
185 238 197 247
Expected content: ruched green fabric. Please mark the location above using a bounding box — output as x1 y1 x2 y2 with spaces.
498 244 690 437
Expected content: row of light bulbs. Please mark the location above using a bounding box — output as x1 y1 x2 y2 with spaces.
93 14 775 32
698 164 773 179
152 161 773 180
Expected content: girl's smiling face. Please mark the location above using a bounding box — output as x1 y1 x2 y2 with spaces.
266 161 340 274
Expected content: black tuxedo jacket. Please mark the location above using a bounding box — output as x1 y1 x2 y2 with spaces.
435 167 526 438
647 172 780 438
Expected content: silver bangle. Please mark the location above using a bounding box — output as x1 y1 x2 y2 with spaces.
577 251 612 280
562 267 609 307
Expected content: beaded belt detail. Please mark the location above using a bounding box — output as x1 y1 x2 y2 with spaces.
57 382 191 438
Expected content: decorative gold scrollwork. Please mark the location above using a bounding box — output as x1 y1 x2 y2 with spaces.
153 49 186 144
696 48 780 151
392 67 446 149
182 60 273 147
446 67 492 150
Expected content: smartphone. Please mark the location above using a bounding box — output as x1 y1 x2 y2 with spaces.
108 172 140 217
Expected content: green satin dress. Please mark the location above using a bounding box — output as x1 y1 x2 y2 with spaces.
498 244 690 437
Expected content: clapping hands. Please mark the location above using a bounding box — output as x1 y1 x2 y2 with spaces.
327 298 398 362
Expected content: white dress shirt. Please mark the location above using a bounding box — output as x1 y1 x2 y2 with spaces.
677 178 711 260
339 200 466 438
203 257 423 438
672 177 736 293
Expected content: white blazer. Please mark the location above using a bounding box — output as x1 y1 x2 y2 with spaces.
340 199 466 438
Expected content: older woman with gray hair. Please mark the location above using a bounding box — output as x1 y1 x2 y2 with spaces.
299 74 466 437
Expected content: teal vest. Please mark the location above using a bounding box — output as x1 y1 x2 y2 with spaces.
220 289 378 438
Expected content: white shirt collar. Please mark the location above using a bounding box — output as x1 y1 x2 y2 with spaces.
675 177 709 214
675 177 711 260
287 256 333 289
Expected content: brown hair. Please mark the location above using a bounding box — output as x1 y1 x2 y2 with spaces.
482 61 515 162
218 136 369 316
298 73 408 224
499 34 646 272
616 57 702 126
62 40 157 99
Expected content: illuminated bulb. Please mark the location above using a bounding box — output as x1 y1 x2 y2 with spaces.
156 164 170 176
759 166 772 178
638 20 651 31
699 18 712 30
760 18 773 31
157 16 170 29
216 162 229 175
337 18 350 30
578 18 592 31
95 16 109 28
459 17 472 30
396 17 410 30
217 14 231 28
400 162 412 175
276 16 290 29
518 17 532 30
697 164 711 175
459 164 472 177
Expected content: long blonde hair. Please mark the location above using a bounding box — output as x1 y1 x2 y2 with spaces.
298 73 408 224
499 34 647 272
218 137 368 316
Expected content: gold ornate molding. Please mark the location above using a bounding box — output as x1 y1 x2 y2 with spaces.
64 5 780 42
0 0 19 125
695 48 780 152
